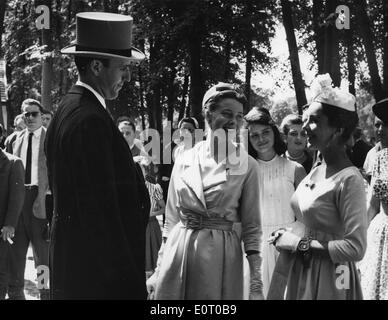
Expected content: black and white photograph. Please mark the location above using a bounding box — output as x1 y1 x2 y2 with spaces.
0 0 387 310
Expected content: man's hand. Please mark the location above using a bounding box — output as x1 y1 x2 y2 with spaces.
146 273 157 300
0 226 15 242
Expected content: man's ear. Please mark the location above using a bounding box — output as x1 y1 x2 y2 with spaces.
89 59 103 76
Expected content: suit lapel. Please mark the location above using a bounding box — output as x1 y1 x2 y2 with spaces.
12 129 25 158
180 152 207 209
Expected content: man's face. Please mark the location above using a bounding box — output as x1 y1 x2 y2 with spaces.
98 57 132 100
42 113 52 128
22 104 43 132
375 117 388 146
118 122 136 146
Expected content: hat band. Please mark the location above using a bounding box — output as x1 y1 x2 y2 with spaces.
76 45 132 57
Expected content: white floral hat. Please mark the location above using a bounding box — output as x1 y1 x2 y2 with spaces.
310 74 356 112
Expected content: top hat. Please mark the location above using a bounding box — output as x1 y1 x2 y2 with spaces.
61 12 145 61
372 97 388 123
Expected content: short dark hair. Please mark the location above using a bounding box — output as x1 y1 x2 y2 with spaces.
21 99 44 113
42 109 53 116
245 107 287 156
321 103 359 143
280 114 303 135
117 116 136 132
74 56 110 74
178 117 199 129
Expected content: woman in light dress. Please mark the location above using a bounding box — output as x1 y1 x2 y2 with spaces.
268 74 367 300
359 98 388 300
244 107 306 298
147 82 264 300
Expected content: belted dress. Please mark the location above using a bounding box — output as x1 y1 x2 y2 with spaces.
154 139 262 300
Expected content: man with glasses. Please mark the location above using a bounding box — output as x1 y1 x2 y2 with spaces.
8 98 50 300
45 12 150 299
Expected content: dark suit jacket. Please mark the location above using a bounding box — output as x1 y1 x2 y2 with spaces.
45 85 150 299
0 150 25 228
351 139 372 168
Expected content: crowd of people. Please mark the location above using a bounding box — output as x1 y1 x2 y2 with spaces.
0 12 387 300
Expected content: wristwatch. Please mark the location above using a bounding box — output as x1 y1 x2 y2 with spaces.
297 236 312 268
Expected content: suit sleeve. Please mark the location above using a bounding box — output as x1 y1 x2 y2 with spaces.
68 116 139 281
4 158 25 228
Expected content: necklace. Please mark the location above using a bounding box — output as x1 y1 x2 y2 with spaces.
286 150 305 162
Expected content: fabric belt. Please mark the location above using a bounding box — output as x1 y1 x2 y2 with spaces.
181 214 233 231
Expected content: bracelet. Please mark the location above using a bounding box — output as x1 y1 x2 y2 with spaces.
297 236 312 252
297 236 312 268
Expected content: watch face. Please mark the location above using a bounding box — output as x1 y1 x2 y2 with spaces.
299 242 309 251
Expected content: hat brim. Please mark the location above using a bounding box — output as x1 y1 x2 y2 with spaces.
373 98 388 122
60 45 145 61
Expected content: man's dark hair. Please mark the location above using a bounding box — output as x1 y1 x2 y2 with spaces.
74 56 110 74
42 109 54 116
116 116 136 132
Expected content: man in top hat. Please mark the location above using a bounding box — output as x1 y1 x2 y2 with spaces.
45 12 150 299
363 98 388 183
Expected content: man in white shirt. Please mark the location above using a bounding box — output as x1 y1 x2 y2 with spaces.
8 99 49 300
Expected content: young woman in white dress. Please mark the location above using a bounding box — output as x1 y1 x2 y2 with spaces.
244 107 306 297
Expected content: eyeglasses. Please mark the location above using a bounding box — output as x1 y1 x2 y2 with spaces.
23 112 41 118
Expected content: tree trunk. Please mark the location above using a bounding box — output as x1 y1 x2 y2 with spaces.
36 0 53 111
166 63 177 124
323 0 341 87
312 0 325 73
138 65 146 130
281 0 307 114
346 29 356 96
178 73 189 123
187 20 204 128
357 0 384 100
223 31 232 81
383 0 388 97
0 0 6 56
245 37 252 113
148 37 162 134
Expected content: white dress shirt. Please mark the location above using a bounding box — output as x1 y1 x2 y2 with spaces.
20 126 43 186
76 80 107 109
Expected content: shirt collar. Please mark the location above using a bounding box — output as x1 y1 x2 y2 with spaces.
27 126 43 138
76 80 107 109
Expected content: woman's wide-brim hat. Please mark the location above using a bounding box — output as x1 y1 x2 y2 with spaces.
372 97 388 123
61 12 145 62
